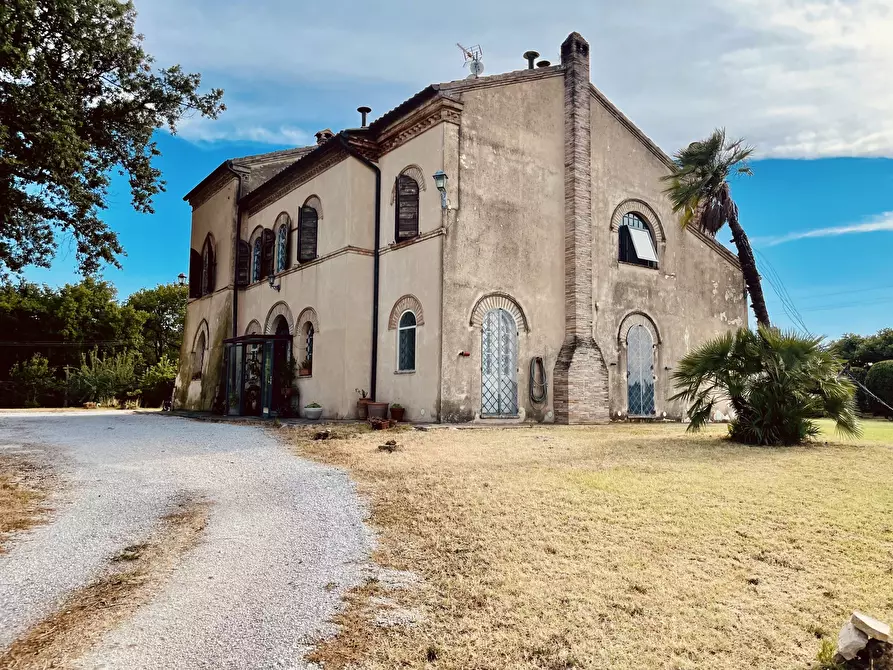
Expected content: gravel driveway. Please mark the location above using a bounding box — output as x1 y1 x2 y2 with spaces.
0 411 371 669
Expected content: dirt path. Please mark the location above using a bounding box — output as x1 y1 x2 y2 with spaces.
0 412 371 669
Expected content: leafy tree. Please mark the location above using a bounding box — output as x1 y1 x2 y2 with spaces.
833 329 893 367
672 327 859 445
662 129 770 328
866 361 893 418
9 353 56 407
126 283 187 366
0 0 224 276
140 354 177 407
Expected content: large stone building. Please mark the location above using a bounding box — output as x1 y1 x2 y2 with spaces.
174 32 747 423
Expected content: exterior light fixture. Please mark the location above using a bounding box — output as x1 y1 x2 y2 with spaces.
177 273 187 287
268 273 281 292
432 170 448 209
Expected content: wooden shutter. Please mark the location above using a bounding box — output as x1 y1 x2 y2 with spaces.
207 242 216 293
236 240 250 287
189 249 202 299
395 175 419 241
299 206 318 262
262 228 275 277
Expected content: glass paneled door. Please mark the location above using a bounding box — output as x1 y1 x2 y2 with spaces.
627 325 656 416
481 308 518 417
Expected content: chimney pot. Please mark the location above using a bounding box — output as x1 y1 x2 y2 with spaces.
536 60 551 68
315 128 334 145
357 106 372 128
523 50 539 69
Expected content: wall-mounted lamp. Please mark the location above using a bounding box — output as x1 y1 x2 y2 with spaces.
177 273 187 287
432 170 448 209
268 273 281 292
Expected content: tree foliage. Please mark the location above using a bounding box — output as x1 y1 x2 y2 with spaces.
831 329 893 367
671 327 859 446
662 129 770 328
9 353 56 407
0 0 224 276
865 361 893 418
140 354 177 407
125 283 187 366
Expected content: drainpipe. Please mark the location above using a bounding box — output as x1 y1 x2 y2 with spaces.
228 161 245 339
339 136 382 400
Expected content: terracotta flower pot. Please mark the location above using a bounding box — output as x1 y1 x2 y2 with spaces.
366 401 388 419
357 398 371 420
390 406 405 422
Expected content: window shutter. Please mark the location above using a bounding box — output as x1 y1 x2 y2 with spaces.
395 175 419 241
189 249 202 299
299 206 318 262
207 243 216 292
285 219 292 267
236 240 250 287
262 228 275 277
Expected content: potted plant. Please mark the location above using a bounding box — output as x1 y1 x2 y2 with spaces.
298 358 312 377
390 403 405 422
366 400 388 419
304 402 323 420
355 388 371 419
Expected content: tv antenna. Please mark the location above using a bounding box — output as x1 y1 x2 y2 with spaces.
457 43 484 78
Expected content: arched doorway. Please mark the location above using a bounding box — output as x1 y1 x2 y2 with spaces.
481 308 518 417
627 324 655 416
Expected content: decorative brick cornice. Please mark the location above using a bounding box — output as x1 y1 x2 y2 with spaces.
388 295 425 329
188 169 236 209
264 301 295 335
245 150 346 216
378 227 445 256
296 306 320 333
439 66 563 93
617 311 661 346
469 292 529 333
610 199 666 243
689 227 741 269
377 96 463 156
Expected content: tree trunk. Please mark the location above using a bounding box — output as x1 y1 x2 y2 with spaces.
726 204 770 328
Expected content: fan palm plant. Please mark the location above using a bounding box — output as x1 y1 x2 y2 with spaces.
662 129 770 328
671 327 859 446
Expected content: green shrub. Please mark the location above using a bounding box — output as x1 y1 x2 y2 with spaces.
9 354 57 408
672 327 859 445
68 349 141 406
866 360 893 417
847 365 869 413
140 355 177 407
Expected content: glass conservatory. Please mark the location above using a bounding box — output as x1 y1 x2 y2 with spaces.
223 333 293 417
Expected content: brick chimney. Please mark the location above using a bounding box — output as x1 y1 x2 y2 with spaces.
553 32 609 424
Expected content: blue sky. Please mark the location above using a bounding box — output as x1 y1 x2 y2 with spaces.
24 0 893 339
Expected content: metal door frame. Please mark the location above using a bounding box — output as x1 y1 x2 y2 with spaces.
481 308 519 417
627 324 656 416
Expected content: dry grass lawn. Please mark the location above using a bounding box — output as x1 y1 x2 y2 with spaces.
289 420 893 670
0 454 53 552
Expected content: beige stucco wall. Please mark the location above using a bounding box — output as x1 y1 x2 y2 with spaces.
237 156 376 419
440 74 567 422
175 179 239 410
373 125 447 421
589 95 748 419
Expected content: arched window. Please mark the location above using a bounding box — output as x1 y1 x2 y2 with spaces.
277 224 288 272
298 205 318 262
200 234 216 296
192 330 206 380
395 174 420 241
397 311 417 371
252 237 262 282
619 213 658 269
299 322 314 376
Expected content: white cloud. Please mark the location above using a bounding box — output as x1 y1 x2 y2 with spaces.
753 211 893 246
133 0 893 157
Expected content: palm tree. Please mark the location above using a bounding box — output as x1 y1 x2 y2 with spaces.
662 129 770 328
671 326 859 445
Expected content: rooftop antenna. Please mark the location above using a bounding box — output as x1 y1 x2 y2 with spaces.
457 42 484 78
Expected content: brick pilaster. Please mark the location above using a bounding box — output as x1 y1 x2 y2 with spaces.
553 32 609 424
